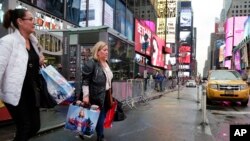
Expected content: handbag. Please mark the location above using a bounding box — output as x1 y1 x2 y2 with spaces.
34 74 57 108
65 103 100 137
114 99 126 121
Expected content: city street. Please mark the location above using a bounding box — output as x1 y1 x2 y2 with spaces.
29 87 214 141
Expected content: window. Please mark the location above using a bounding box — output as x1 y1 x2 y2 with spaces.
109 35 134 80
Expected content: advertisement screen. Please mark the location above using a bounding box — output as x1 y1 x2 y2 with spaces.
66 0 81 25
178 45 191 64
166 17 176 43
104 2 114 28
225 17 247 57
157 18 166 39
234 17 247 46
134 19 152 56
46 1 64 18
151 34 165 67
115 0 126 35
179 31 191 45
234 50 241 70
180 8 191 27
126 9 134 41
167 0 177 18
79 0 103 27
20 0 64 18
140 20 156 33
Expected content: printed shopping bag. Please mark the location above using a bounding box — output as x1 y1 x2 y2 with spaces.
65 104 100 137
104 100 117 128
40 65 75 104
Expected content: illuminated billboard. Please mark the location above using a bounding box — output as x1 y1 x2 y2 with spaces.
180 8 191 27
179 31 191 45
151 34 165 67
225 17 247 57
157 18 166 39
134 19 152 56
166 17 176 43
178 45 191 64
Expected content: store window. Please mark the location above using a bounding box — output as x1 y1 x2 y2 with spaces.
109 35 134 80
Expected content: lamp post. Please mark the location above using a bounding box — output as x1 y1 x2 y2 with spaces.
142 33 149 91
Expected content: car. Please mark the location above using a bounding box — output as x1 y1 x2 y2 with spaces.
204 70 249 106
186 79 196 87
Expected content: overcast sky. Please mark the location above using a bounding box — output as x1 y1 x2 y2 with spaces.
192 0 223 76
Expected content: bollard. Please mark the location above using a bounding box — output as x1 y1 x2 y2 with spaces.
197 85 200 103
201 84 208 125
177 82 180 99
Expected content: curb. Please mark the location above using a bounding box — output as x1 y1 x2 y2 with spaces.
37 122 66 135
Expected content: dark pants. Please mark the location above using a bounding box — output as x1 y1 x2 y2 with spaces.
5 88 40 141
95 91 108 137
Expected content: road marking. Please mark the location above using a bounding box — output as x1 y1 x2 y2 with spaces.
211 110 250 115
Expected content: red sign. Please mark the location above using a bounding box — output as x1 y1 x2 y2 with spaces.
135 19 152 56
151 34 165 67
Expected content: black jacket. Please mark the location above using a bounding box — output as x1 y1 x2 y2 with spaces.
82 59 107 109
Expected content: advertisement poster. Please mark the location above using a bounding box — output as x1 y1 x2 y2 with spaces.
79 0 103 27
104 2 114 28
166 17 176 43
135 19 152 56
180 8 191 27
151 34 165 67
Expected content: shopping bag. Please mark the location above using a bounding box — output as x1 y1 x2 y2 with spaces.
114 99 126 122
104 100 117 128
35 74 57 108
65 104 100 137
40 65 75 104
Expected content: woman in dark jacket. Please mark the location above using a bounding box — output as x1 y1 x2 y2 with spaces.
80 41 113 141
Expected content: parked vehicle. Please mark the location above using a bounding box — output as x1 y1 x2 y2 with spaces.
204 70 249 106
186 79 196 87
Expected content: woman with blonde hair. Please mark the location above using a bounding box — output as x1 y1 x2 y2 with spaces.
80 41 113 141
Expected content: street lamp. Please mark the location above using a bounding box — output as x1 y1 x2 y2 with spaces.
142 33 149 91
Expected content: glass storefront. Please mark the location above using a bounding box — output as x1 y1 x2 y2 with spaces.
109 34 134 80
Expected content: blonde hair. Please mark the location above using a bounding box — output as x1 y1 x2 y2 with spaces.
91 41 108 60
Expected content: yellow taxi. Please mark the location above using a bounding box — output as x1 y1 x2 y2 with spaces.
204 70 249 106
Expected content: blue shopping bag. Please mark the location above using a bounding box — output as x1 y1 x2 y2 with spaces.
40 65 75 104
65 104 100 138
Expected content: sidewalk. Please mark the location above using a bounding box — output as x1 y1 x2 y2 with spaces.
1 86 214 141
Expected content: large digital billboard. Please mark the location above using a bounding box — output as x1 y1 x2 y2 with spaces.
79 0 103 27
179 31 192 45
151 34 165 67
225 17 247 57
180 8 191 27
178 45 191 64
135 19 152 56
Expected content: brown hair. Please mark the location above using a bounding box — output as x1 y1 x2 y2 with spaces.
3 8 28 29
91 41 108 61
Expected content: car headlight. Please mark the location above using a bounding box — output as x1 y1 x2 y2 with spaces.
209 84 218 89
240 84 248 90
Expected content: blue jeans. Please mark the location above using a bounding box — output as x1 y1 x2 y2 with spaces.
95 108 107 137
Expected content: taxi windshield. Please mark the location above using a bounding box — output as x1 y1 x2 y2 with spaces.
210 70 242 80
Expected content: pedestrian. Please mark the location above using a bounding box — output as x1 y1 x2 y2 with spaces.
135 73 142 79
0 8 45 140
79 41 113 141
57 63 63 74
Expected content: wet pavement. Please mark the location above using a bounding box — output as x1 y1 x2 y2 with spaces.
0 86 215 141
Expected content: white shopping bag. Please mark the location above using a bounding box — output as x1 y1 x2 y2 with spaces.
40 65 75 104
